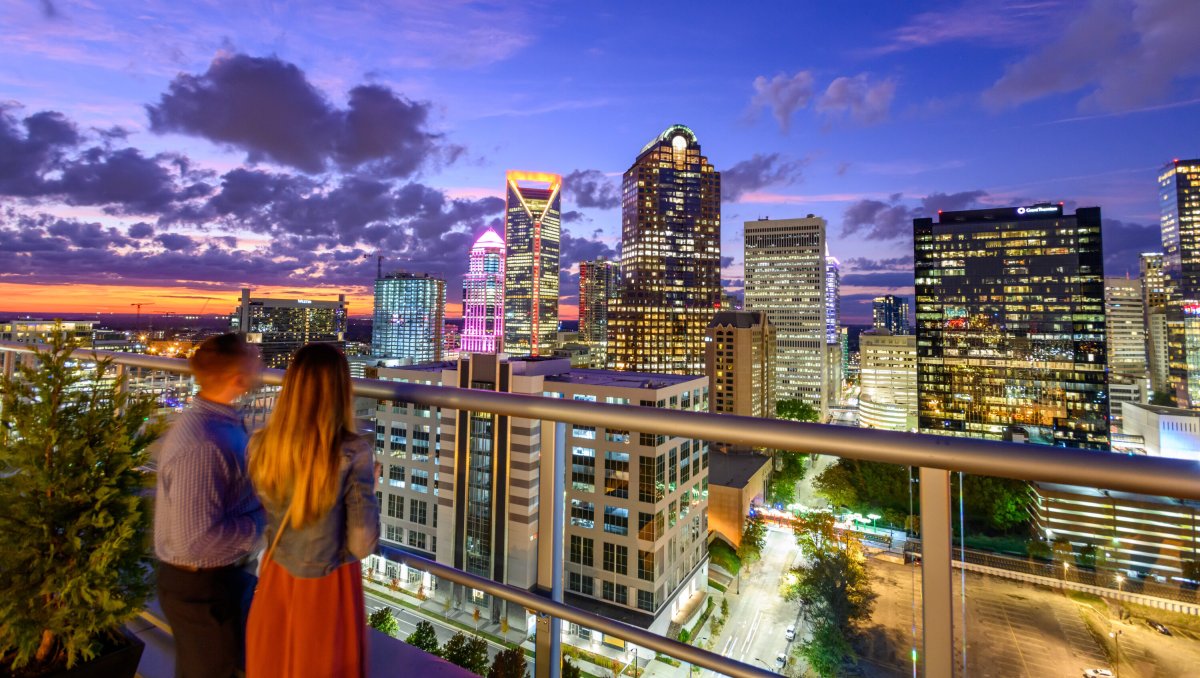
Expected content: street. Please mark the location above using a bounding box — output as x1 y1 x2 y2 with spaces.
707 527 804 674
364 591 514 665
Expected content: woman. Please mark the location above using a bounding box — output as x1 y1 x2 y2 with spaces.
246 343 380 677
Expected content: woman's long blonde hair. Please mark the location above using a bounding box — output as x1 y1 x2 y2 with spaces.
249 342 357 529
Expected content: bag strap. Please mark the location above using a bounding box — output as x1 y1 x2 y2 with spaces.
262 501 293 564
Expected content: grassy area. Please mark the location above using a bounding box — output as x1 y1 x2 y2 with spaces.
365 583 528 655
655 654 682 667
1121 600 1200 634
1066 590 1109 615
708 540 741 576
708 579 727 593
959 533 1028 555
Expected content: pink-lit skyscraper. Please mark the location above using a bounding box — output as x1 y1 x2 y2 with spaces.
461 228 505 354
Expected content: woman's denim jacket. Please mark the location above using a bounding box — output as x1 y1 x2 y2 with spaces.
259 435 380 578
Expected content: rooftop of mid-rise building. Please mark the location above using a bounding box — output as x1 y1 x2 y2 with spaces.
932 202 1092 224
709 310 768 329
1124 402 1200 418
389 355 702 390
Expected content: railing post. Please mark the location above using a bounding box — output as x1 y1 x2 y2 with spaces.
536 420 567 678
920 467 953 678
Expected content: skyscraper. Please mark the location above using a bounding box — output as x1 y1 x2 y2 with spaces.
1159 159 1200 407
706 311 776 418
462 228 505 354
579 258 617 366
504 171 562 357
872 295 911 334
1104 277 1147 375
825 254 840 345
234 289 347 369
914 204 1109 449
372 272 445 364
1142 252 1169 393
743 216 836 417
859 329 917 431
608 125 721 375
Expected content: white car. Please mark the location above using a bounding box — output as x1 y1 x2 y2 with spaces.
784 625 796 641
1083 670 1114 678
775 653 787 669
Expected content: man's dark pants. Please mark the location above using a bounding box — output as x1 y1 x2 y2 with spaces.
157 562 256 678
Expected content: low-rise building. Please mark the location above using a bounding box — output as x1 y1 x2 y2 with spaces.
1123 402 1200 461
706 445 771 548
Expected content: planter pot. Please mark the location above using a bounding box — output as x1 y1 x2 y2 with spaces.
41 629 145 678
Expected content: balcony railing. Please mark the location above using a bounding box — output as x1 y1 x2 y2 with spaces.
5 341 1200 678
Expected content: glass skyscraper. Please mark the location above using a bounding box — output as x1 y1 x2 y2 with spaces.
872 294 911 335
462 229 505 354
1159 159 1200 407
1141 252 1169 393
608 125 721 375
504 171 561 357
578 257 616 362
914 204 1109 449
372 272 445 363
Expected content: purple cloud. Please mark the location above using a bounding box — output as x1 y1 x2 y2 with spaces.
816 74 897 124
841 190 989 241
564 169 620 209
750 71 815 133
722 153 806 201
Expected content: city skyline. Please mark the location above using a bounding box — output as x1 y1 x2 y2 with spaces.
3 2 1195 323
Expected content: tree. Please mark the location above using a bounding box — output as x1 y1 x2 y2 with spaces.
1052 537 1074 576
737 513 768 565
487 646 528 678
441 632 490 676
562 659 583 678
766 453 806 505
1150 389 1174 406
785 513 875 673
1026 539 1052 562
1077 544 1097 569
776 399 819 422
800 619 855 678
406 620 440 654
368 607 400 638
0 329 162 673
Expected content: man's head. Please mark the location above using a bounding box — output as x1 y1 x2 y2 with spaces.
189 333 260 404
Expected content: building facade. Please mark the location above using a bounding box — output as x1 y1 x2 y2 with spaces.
233 289 347 369
462 229 505 354
504 171 562 357
1142 252 1170 394
743 216 835 417
705 311 776 418
372 272 445 364
369 355 710 638
1104 277 1147 376
872 295 911 335
914 205 1109 449
858 329 917 431
1160 159 1200 407
579 258 617 367
608 125 721 375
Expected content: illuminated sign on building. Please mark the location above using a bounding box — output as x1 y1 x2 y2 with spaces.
1016 205 1060 216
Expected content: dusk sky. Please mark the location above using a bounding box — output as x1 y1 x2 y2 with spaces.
2 0 1196 322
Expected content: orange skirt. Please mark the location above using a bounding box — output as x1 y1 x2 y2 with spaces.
246 559 367 678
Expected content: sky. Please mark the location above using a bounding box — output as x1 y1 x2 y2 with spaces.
1 0 1197 323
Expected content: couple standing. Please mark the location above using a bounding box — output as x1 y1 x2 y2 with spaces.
154 334 382 677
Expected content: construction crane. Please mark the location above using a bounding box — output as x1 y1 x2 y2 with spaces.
130 302 154 329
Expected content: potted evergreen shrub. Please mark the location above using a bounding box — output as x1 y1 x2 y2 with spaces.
0 331 162 677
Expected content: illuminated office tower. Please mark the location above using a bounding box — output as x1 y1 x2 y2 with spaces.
372 272 444 364
462 228 505 354
1104 277 1147 375
579 258 617 366
859 329 917 431
825 253 843 404
1143 252 1169 393
872 295 911 334
234 288 347 369
1160 159 1200 407
706 311 776 417
608 125 721 375
914 204 1109 449
743 216 835 417
504 171 562 357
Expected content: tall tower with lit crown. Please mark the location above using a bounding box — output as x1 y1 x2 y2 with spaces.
462 228 505 354
607 125 721 374
504 171 562 356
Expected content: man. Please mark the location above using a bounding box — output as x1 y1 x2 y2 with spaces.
155 333 265 678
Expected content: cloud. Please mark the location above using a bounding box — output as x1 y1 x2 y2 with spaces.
559 232 617 272
564 169 620 209
874 1 1069 54
841 190 989 241
147 53 451 177
1102 218 1158 275
816 74 897 124
39 0 59 20
722 153 806 201
983 0 1200 112
750 71 815 133
840 271 915 289
561 209 587 224
844 255 914 272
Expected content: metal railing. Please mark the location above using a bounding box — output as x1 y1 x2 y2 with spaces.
6 341 1200 678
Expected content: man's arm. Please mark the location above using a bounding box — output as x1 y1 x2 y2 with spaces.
165 440 261 562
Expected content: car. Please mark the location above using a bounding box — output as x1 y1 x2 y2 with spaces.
1083 670 1114 678
775 653 787 669
1147 619 1171 635
784 625 796 641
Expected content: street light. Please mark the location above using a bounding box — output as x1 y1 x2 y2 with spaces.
867 513 881 533
1116 574 1124 593
1109 629 1123 678
1063 561 1070 581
